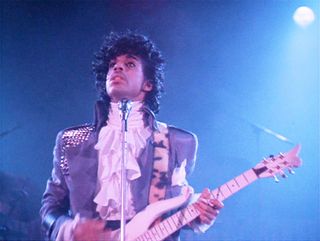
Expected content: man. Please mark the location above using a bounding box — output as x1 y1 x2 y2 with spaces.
40 32 223 241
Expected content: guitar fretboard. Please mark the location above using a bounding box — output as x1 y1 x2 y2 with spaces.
135 168 258 241
212 168 258 202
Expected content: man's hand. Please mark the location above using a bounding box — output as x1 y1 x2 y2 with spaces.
194 188 224 225
74 219 111 241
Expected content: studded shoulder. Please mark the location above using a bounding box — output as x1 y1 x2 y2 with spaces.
59 124 95 175
61 125 95 147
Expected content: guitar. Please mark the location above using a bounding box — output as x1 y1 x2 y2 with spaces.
107 145 302 241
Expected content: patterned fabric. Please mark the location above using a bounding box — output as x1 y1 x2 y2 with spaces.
149 122 170 204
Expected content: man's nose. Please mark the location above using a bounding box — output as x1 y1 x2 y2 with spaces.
113 63 124 72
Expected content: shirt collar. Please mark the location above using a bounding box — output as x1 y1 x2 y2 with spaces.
94 100 159 132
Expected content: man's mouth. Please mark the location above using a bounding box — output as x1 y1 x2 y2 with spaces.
111 74 125 80
107 74 124 85
109 74 126 83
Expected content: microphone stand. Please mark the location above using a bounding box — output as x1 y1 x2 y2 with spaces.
118 99 132 241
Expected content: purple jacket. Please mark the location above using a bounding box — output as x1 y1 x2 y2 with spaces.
40 101 198 241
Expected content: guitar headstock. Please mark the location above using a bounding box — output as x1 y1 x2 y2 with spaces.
253 144 302 182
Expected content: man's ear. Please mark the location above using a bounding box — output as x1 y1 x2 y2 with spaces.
142 81 153 92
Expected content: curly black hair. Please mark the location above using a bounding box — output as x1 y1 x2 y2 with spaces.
92 31 165 114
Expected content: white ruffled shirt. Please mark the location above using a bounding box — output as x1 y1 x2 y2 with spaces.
94 101 151 220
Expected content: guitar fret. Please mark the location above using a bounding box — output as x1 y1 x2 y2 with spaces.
151 227 160 240
186 205 197 218
226 179 241 193
182 208 191 222
159 222 169 237
138 233 144 241
211 187 224 201
181 208 190 221
161 221 169 234
169 215 181 232
137 236 145 241
225 182 233 193
156 223 163 238
233 177 240 187
154 224 164 239
164 218 173 231
171 215 178 228
244 169 258 183
235 175 247 187
146 230 154 241
219 184 232 199
175 212 183 223
162 221 172 235
168 216 177 229
242 173 250 183
160 218 175 238
175 213 184 227
141 230 153 241
188 205 200 219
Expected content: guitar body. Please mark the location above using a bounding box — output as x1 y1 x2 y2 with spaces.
107 188 192 241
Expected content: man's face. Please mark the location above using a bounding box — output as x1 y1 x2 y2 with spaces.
106 54 152 102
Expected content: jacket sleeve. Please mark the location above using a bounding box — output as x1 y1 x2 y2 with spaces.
169 127 216 233
40 131 72 240
171 127 198 179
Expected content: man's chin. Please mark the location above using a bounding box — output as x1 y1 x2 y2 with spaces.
108 90 130 102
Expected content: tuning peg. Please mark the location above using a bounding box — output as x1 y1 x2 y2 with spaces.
262 157 269 165
280 172 288 178
277 170 287 178
273 175 280 183
288 168 295 174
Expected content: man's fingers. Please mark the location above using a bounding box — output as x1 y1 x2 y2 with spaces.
209 199 224 209
198 210 218 225
200 188 211 198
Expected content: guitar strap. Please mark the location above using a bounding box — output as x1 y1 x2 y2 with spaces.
148 122 170 205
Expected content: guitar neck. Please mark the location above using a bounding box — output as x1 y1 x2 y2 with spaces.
211 168 258 202
136 168 258 241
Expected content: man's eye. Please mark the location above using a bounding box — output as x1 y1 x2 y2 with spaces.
127 62 136 68
109 62 115 68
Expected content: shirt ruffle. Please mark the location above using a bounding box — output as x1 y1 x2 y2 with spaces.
94 101 151 220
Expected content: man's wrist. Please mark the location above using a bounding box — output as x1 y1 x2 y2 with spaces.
56 214 80 241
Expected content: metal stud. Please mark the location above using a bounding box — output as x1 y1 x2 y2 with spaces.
60 125 94 175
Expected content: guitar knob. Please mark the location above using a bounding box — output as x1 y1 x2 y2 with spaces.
273 175 280 183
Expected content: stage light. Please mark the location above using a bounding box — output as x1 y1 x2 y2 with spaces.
293 6 316 27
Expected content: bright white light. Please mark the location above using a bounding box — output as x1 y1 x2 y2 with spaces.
293 6 316 27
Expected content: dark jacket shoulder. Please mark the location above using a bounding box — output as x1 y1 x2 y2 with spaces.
59 123 96 148
167 125 198 146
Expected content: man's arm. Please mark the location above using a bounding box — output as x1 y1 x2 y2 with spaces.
40 131 72 240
